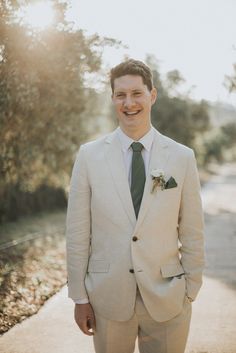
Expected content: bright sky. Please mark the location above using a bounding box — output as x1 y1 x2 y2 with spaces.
69 0 236 105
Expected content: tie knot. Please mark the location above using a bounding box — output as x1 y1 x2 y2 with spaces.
131 142 143 152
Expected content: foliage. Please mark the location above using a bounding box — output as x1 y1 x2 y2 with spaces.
145 55 210 154
165 69 185 95
202 122 236 164
0 0 116 222
225 63 236 93
221 122 236 147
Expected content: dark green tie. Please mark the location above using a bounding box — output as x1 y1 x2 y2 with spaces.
131 142 146 218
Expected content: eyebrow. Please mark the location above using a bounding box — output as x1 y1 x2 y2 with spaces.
114 89 143 94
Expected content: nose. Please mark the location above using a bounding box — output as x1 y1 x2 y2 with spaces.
123 95 134 108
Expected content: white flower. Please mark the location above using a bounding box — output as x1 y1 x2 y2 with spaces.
151 169 164 178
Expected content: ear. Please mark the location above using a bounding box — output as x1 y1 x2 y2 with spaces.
151 87 157 105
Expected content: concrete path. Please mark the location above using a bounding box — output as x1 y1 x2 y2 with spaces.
1 163 236 353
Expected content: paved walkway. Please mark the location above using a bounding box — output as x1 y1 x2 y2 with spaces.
0 163 236 353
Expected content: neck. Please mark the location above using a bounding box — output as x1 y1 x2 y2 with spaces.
120 125 151 141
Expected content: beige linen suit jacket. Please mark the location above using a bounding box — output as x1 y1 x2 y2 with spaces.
66 127 205 322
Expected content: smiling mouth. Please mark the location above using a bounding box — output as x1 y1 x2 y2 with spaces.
123 110 141 116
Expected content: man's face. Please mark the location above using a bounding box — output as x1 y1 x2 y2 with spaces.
112 75 157 133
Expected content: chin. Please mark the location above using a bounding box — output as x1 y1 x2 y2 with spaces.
124 119 140 127
124 115 142 123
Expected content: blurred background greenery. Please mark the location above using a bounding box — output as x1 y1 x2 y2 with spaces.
0 0 236 223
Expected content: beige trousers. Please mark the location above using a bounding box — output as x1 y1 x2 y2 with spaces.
93 289 192 353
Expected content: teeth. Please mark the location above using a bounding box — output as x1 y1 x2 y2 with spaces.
125 111 139 115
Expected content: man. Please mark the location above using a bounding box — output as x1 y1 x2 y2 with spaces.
66 59 205 353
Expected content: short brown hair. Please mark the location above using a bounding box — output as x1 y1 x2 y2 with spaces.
110 59 153 93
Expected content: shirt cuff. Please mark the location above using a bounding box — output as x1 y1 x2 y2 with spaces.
74 298 89 304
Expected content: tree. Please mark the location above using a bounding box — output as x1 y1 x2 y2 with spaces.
147 55 210 153
202 121 236 165
165 69 185 95
225 63 236 93
0 0 116 221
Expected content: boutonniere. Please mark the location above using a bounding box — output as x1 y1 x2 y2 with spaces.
151 169 166 193
151 169 178 193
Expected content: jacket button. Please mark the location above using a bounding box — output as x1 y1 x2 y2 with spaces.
132 236 138 241
129 269 134 273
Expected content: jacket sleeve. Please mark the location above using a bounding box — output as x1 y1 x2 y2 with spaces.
66 145 91 301
178 149 205 300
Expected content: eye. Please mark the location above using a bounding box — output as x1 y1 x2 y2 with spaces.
115 93 125 98
133 91 142 96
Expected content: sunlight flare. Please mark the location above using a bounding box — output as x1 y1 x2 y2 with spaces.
17 1 54 29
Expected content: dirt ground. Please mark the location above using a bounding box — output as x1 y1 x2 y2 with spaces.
0 211 67 334
0 163 235 353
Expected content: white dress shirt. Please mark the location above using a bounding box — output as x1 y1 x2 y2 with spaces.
74 126 155 304
117 126 154 185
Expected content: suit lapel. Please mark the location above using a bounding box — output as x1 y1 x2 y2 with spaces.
134 129 170 232
104 128 170 230
105 130 136 226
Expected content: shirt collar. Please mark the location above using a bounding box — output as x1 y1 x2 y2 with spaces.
117 126 154 152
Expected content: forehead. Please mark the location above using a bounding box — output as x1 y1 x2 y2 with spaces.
113 75 147 92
